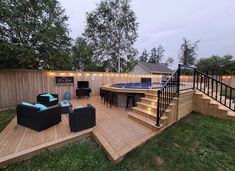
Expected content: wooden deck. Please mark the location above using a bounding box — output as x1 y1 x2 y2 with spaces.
0 96 156 167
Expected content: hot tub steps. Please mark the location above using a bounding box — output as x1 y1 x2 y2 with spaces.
136 102 157 113
132 106 171 121
141 98 158 106
144 93 158 100
128 112 164 131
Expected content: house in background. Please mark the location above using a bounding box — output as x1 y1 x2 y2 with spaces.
129 61 173 75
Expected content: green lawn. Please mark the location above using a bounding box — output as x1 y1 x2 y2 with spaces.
0 109 15 132
1 111 235 171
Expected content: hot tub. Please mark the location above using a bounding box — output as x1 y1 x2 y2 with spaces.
112 82 163 89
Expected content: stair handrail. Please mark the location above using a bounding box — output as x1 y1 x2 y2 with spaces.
156 68 180 126
195 70 235 112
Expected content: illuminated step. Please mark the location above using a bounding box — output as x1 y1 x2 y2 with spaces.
128 112 164 131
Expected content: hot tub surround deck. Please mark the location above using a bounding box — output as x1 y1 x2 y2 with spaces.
101 84 158 107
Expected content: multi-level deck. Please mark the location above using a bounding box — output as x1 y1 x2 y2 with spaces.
0 89 234 168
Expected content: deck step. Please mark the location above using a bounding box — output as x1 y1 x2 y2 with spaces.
227 112 235 121
136 102 157 113
128 112 164 131
132 106 171 121
132 107 156 120
141 98 158 105
144 93 158 99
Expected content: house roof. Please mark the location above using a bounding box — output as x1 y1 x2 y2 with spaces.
138 61 174 74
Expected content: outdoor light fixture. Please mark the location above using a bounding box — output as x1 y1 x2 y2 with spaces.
49 72 54 76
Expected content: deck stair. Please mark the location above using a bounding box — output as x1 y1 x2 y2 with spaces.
128 91 177 131
194 91 235 121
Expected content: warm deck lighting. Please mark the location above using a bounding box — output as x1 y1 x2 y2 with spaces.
99 73 103 76
78 73 82 76
86 73 90 76
69 73 73 76
60 73 65 76
49 72 54 76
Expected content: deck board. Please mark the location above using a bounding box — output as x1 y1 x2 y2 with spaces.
0 96 156 166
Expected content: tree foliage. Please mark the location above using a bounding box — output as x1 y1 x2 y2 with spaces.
139 49 148 62
72 37 103 71
0 0 72 70
164 57 174 68
196 55 235 75
148 47 157 63
179 38 199 66
84 0 138 72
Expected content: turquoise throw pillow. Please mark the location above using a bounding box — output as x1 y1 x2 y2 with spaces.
73 106 83 109
35 103 48 111
41 93 54 99
49 97 57 102
22 102 34 107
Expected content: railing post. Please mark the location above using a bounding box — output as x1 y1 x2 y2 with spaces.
156 90 160 127
193 68 196 89
177 64 181 94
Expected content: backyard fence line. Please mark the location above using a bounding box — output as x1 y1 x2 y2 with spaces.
0 69 164 109
0 69 234 109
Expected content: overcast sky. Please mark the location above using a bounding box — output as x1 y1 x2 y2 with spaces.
59 0 235 66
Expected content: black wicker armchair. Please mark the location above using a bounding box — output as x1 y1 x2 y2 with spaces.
37 93 59 107
16 103 61 131
69 104 96 132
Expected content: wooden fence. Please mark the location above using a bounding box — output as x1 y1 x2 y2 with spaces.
1 69 234 109
0 69 163 109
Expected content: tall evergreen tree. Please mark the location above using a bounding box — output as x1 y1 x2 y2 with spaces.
84 0 138 72
139 49 148 62
179 38 199 66
156 45 165 63
148 47 157 63
0 0 72 69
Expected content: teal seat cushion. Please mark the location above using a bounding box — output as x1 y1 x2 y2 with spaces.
41 93 54 99
73 106 84 109
35 103 48 111
60 102 70 107
49 97 57 102
22 102 34 107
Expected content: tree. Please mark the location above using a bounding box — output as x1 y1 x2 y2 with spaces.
179 38 199 66
84 0 138 72
149 47 157 63
156 45 165 63
164 57 174 68
72 37 103 71
0 0 72 70
139 49 149 62
196 55 235 75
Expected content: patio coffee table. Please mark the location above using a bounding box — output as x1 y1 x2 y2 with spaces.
60 101 72 114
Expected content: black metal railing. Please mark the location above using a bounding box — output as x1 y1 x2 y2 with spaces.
156 68 180 126
195 70 235 112
156 64 235 126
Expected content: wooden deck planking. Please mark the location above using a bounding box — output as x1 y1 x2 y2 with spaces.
70 97 156 161
0 96 157 166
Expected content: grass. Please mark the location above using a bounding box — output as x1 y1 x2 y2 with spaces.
0 109 15 132
1 111 235 170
